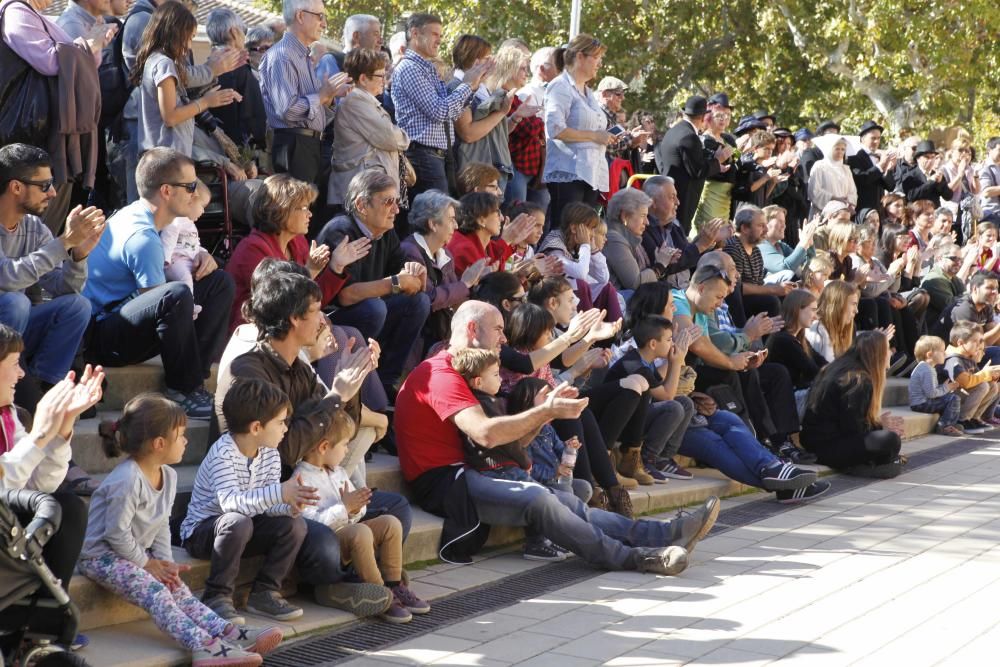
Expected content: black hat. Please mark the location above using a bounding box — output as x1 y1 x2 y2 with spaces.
707 92 731 109
913 140 939 159
816 120 841 134
682 95 709 116
794 128 815 142
733 116 767 137
772 127 792 138
753 109 775 123
858 120 884 138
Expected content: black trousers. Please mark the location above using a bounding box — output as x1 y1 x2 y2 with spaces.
693 363 797 441
87 273 235 393
272 130 323 236
547 180 599 236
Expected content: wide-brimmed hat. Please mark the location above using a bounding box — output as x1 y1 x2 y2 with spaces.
733 116 767 137
707 92 732 109
914 140 939 159
794 128 815 142
682 95 708 116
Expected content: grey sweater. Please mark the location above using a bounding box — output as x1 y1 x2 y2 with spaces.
908 360 951 407
81 459 176 566
0 215 87 296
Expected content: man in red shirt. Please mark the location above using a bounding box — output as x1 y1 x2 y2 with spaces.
395 300 720 574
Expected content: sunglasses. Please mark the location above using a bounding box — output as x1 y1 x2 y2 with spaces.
17 178 55 193
694 265 733 285
167 181 199 193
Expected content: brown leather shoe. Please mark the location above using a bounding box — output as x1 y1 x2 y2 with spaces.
619 448 654 486
606 485 635 519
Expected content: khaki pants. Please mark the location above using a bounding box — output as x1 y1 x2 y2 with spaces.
337 515 402 586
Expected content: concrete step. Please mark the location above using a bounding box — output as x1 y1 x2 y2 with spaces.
72 411 212 475
99 357 217 412
883 377 910 407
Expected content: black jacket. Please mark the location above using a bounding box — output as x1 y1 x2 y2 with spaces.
848 150 895 211
901 168 953 203
655 120 721 235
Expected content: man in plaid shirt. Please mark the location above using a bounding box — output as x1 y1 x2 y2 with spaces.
391 13 491 203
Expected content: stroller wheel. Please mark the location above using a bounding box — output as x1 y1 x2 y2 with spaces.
21 645 92 667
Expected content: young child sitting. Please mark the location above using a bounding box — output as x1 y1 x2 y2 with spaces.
451 347 533 480
293 408 429 624
944 322 1000 433
909 335 964 436
180 378 315 622
82 394 282 666
504 377 590 503
451 348 570 561
161 180 211 319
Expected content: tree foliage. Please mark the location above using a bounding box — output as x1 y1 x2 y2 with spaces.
264 0 1000 140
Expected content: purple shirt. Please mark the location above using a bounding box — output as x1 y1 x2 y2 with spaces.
1 0 100 75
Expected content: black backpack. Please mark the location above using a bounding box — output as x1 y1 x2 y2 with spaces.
97 15 130 129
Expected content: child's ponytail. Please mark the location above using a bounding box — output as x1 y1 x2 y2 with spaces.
100 393 188 459
98 419 124 458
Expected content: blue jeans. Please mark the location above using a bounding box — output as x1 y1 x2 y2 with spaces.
328 293 431 393
504 168 551 213
124 118 139 203
463 469 680 570
680 410 778 488
0 292 91 384
912 394 961 429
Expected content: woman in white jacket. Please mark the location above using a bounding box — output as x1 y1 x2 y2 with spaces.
0 324 104 645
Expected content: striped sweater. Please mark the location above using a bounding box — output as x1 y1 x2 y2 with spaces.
179 433 293 541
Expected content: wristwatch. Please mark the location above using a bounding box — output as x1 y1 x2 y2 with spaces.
390 274 402 295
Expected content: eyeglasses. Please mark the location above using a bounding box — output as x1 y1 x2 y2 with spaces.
301 9 326 23
946 256 962 262
694 265 733 285
248 45 271 53
167 181 199 193
17 178 54 193
508 293 526 303
377 195 400 208
367 72 386 79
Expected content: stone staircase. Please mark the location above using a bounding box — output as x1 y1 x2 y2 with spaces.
62 360 932 665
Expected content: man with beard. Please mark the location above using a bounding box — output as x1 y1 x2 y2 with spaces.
0 144 102 410
723 206 794 320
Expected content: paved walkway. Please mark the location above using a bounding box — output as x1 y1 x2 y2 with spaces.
345 436 1000 666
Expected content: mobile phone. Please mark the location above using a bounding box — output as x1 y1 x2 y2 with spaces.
608 124 626 136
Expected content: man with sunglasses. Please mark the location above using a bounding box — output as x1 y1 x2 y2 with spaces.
317 169 430 402
83 148 235 419
0 144 103 411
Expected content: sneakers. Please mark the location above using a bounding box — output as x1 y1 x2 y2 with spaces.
381 600 413 624
392 583 430 615
777 441 818 465
658 457 694 480
888 351 909 376
689 414 709 428
631 546 689 576
959 420 988 434
642 457 670 484
204 597 246 625
224 625 283 655
313 581 392 617
985 417 1000 427
776 480 832 504
245 590 303 622
192 637 262 667
606 485 634 519
523 537 567 561
668 496 720 553
165 387 214 420
936 424 965 437
759 462 818 492
618 448 654 486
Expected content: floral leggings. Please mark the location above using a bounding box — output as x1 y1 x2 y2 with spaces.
80 553 229 650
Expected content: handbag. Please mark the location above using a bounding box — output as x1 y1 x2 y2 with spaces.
0 0 56 147
400 153 417 187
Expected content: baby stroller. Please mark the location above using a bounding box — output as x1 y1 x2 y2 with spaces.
0 489 90 666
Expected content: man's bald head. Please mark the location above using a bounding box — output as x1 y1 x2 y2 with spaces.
449 300 507 352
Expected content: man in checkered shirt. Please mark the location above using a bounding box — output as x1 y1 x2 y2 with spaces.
391 13 491 205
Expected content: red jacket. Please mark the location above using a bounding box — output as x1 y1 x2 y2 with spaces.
225 230 347 332
446 231 513 276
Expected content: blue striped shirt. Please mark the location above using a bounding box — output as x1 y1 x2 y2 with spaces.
259 31 332 133
390 50 473 150
179 433 293 541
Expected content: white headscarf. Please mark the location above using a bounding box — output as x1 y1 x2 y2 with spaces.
808 135 857 215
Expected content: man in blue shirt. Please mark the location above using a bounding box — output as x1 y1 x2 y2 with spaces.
391 12 490 208
83 148 235 418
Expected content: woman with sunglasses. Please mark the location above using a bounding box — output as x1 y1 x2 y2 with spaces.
329 48 410 214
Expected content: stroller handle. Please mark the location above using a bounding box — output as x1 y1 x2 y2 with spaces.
0 488 62 551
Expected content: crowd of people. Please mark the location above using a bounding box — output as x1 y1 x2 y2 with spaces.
2 0 999 663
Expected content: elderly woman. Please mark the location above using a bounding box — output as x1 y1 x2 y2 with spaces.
225 174 371 331
603 187 669 294
400 191 489 347
208 9 266 151
808 135 858 216
329 48 410 210
245 25 275 75
543 34 616 228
